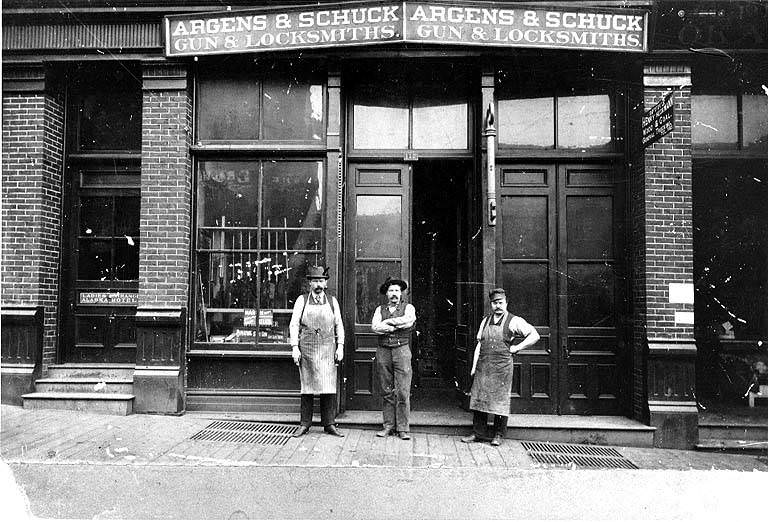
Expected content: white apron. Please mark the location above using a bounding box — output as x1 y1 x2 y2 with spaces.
298 295 337 394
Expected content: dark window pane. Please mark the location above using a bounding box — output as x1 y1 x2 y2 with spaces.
262 161 323 229
263 74 324 141
114 238 139 280
353 79 408 149
557 94 612 150
567 196 613 259
691 95 738 149
743 95 768 151
355 261 401 323
77 88 141 151
114 197 140 237
356 195 402 258
197 161 259 228
498 97 554 148
80 197 112 236
197 72 260 141
501 195 548 259
501 262 549 326
567 263 616 327
78 239 111 280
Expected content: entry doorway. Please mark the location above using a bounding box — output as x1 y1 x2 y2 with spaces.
343 160 477 412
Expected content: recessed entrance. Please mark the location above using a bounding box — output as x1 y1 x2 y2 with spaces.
410 160 471 412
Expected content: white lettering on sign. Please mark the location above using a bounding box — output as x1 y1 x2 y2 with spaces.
80 292 138 305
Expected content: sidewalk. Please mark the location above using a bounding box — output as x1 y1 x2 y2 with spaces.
1 405 766 471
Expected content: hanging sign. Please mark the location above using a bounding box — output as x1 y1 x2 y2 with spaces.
642 92 675 148
164 1 648 56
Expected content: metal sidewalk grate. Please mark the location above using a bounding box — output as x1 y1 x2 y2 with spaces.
521 441 638 469
190 421 295 445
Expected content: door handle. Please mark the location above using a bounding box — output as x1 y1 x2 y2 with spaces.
562 338 569 358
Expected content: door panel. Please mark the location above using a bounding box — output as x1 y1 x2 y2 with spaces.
500 163 627 415
345 164 411 410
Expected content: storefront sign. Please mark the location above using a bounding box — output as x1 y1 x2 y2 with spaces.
79 292 138 305
642 92 674 148
165 1 648 56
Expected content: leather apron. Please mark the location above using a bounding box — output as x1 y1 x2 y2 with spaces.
469 314 514 416
298 295 337 394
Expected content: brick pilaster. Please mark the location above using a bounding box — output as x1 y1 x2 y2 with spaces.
635 62 698 448
1 64 65 371
134 62 191 413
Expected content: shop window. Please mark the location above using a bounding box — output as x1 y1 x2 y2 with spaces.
196 63 324 143
351 64 470 151
497 58 621 151
194 159 325 347
692 57 768 152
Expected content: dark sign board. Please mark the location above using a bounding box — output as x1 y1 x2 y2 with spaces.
642 92 674 148
79 291 138 305
164 1 648 57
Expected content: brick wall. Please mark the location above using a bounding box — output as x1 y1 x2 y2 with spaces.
138 64 192 308
1 89 65 367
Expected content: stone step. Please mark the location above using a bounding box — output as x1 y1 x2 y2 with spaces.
22 392 134 415
34 378 133 395
696 438 768 455
698 423 768 441
46 364 135 380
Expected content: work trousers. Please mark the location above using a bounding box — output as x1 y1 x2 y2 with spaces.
299 393 337 427
376 344 412 432
472 410 508 439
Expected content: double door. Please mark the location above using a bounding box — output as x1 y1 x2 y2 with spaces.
500 163 628 415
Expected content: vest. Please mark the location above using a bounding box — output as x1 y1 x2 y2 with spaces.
378 304 412 348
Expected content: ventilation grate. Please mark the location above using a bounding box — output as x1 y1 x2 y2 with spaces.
522 441 638 469
190 421 295 446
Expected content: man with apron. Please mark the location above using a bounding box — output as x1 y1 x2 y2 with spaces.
461 288 540 446
371 277 416 440
289 266 345 437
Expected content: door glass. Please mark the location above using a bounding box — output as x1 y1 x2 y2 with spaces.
355 195 402 258
501 263 549 326
567 263 616 327
557 94 612 150
78 240 111 280
743 94 768 151
80 197 112 236
501 196 548 259
498 97 554 148
355 261 401 324
567 196 613 259
353 80 408 149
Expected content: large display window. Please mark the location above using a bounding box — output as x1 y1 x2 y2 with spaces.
194 159 325 348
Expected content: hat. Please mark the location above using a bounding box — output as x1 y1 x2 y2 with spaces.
488 288 506 301
305 266 330 280
379 276 408 294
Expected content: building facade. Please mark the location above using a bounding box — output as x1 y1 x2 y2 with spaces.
2 0 766 449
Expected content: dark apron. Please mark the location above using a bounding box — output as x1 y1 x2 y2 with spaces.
469 315 514 416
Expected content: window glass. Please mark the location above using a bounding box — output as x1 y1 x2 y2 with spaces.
412 77 468 149
197 73 260 141
743 95 768 151
691 95 738 149
194 160 325 346
263 74 324 141
78 90 142 151
557 94 612 150
353 80 409 149
498 97 554 148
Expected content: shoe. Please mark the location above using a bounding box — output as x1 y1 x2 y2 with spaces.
376 428 395 437
398 431 411 440
324 425 345 437
460 434 481 443
293 425 310 437
490 435 503 447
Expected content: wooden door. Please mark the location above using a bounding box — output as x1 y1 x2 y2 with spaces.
498 163 627 415
344 164 411 410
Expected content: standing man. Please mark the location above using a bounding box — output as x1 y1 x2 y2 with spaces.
371 277 416 440
290 266 345 437
461 288 540 446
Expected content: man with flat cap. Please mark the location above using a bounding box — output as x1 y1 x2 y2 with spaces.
461 287 540 446
289 266 345 437
371 276 417 440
